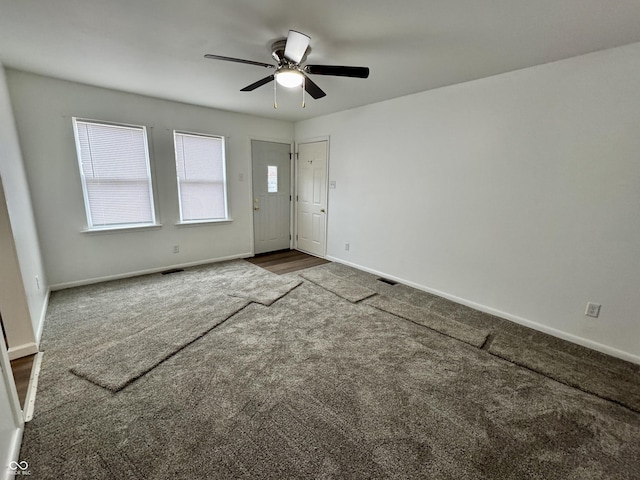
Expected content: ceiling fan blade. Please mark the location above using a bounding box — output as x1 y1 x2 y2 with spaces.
204 54 274 69
284 30 310 64
303 75 326 99
240 75 275 91
305 65 370 78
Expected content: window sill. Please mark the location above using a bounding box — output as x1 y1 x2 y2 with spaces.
81 224 163 234
175 219 233 227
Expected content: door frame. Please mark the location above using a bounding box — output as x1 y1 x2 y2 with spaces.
0 323 24 444
248 136 295 255
294 136 330 258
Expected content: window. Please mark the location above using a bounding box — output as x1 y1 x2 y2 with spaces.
173 131 228 222
267 166 278 193
73 119 157 230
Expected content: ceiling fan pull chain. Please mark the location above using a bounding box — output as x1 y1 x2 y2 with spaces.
273 79 278 109
302 77 306 108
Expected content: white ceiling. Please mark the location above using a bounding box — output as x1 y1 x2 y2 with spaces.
1 0 640 122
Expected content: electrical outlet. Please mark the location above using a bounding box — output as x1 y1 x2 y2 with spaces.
173 245 180 254
345 242 350 251
585 302 601 318
330 180 337 189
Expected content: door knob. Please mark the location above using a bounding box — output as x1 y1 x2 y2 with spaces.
254 207 260 211
320 208 325 213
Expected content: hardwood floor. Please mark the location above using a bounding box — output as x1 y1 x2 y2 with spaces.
10 354 35 409
247 249 330 275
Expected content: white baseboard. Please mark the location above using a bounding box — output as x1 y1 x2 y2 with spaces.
327 255 640 366
34 288 50 345
7 343 38 361
49 253 253 290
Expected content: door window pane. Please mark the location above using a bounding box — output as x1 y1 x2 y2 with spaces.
267 166 278 193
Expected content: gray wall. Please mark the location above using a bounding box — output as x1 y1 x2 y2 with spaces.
296 42 640 361
7 70 294 287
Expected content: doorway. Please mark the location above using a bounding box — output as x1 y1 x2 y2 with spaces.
296 140 328 257
251 140 292 254
1 312 33 410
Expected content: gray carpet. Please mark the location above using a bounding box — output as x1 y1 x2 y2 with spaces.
70 295 250 391
226 274 302 306
299 268 376 302
20 260 640 479
489 333 640 412
69 272 301 392
364 294 490 347
37 262 288 393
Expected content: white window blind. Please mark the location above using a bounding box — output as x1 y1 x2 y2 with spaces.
174 131 228 222
73 119 156 229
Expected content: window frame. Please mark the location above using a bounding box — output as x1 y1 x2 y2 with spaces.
173 130 230 224
72 117 158 231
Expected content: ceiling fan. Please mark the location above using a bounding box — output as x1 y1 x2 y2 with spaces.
204 30 369 107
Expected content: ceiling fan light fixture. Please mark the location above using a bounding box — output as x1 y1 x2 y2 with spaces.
275 69 304 88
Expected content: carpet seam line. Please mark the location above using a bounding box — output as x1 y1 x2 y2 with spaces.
487 350 640 414
366 303 486 348
299 275 376 303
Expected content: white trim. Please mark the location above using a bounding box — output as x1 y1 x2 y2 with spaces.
290 142 294 250
70 117 148 130
34 288 50 344
247 137 255 256
49 252 253 290
327 255 640 366
23 352 43 422
173 130 224 141
0 331 22 430
2 428 24 480
295 134 332 145
81 223 162 234
175 219 233 227
7 343 38 361
248 134 294 145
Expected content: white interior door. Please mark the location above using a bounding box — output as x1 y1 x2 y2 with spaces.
252 140 292 254
296 141 327 257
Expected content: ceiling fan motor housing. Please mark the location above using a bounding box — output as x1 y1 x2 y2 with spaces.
271 39 308 65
